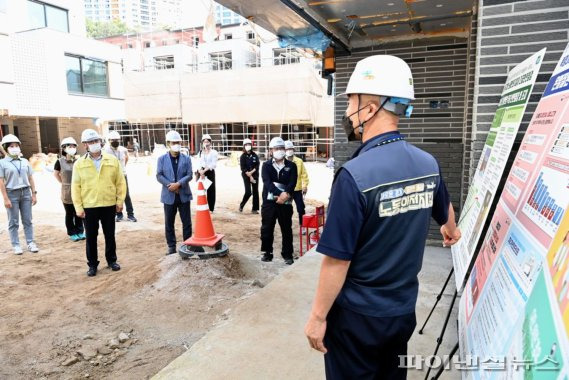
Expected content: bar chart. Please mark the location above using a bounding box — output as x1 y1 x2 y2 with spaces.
523 168 569 237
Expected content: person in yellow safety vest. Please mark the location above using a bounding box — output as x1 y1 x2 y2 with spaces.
72 128 126 277
284 140 309 230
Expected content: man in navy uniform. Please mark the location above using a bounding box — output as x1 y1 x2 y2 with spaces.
260 137 298 265
304 55 461 379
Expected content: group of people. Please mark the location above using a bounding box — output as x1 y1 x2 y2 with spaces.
0 127 310 273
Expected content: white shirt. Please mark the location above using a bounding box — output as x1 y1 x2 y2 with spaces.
199 149 218 171
103 145 128 174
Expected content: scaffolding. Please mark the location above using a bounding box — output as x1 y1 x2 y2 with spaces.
108 120 333 160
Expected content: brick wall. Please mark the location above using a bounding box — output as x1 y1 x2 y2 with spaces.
334 36 475 240
471 0 569 170
13 117 40 158
58 118 97 155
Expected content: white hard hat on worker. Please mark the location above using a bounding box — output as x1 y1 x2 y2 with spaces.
269 137 286 161
341 55 414 141
166 130 182 153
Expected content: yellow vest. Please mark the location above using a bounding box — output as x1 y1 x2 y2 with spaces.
291 156 309 191
71 153 126 213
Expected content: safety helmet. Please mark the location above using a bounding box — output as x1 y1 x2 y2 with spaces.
269 137 285 148
284 140 294 150
202 134 212 142
107 130 120 140
243 138 252 145
60 137 78 147
166 130 182 142
1 134 21 145
341 55 414 100
81 129 101 143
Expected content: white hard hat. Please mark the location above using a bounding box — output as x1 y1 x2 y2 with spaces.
1 134 21 145
269 137 285 148
81 129 101 143
243 138 252 145
61 137 78 147
341 55 414 100
166 130 182 142
107 130 120 140
202 134 212 141
284 140 294 150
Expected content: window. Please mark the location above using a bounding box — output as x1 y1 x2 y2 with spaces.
247 31 255 40
154 55 174 70
273 48 301 65
28 0 69 32
224 33 232 40
127 43 133 48
145 41 151 48
193 36 199 47
65 55 108 96
210 51 232 71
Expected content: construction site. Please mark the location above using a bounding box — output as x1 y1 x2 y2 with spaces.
1 0 569 379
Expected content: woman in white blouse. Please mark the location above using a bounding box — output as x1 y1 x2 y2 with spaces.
197 134 218 212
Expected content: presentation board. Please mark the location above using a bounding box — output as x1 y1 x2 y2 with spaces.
451 49 546 291
458 43 569 380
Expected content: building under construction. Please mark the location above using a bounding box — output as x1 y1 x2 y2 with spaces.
104 23 334 160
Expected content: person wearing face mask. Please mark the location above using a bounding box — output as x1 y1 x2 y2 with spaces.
284 140 310 231
197 134 218 212
0 134 39 255
104 131 137 222
72 129 126 277
260 137 298 265
54 137 84 242
156 130 193 255
239 138 260 214
303 55 461 380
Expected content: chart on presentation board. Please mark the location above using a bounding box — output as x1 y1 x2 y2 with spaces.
451 49 546 291
458 43 569 380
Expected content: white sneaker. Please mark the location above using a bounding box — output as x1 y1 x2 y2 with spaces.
13 245 23 255
27 242 39 253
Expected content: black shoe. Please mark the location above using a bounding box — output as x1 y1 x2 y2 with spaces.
239 206 243 212
166 247 176 255
87 267 97 277
109 262 121 271
115 215 123 222
284 258 294 265
252 210 259 214
127 215 137 222
261 253 273 262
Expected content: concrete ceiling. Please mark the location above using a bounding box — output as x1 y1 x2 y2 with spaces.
215 0 476 52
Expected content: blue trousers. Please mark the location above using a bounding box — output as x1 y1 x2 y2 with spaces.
5 187 33 246
324 303 416 380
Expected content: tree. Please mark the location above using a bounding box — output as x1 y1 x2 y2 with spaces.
86 18 133 39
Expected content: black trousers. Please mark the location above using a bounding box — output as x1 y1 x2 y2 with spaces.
116 175 134 218
205 170 216 212
292 190 305 225
84 206 117 268
260 202 293 259
240 174 259 211
63 202 84 236
164 198 192 249
324 303 416 380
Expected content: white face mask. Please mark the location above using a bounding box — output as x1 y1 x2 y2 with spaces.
273 150 286 160
203 142 211 149
285 149 294 157
88 143 102 153
170 144 181 152
65 147 77 156
245 145 252 152
8 147 20 156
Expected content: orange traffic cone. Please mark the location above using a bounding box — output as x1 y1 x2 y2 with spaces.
184 180 224 247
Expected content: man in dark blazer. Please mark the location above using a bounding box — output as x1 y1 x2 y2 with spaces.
156 130 193 255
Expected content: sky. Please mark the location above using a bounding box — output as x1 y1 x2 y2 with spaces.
184 0 212 27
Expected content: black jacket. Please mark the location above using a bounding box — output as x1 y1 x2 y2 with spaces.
240 151 260 178
261 159 297 203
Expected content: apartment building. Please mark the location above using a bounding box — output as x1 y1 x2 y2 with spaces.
0 0 124 157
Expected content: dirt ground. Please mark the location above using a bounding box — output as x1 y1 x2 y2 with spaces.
0 156 332 379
